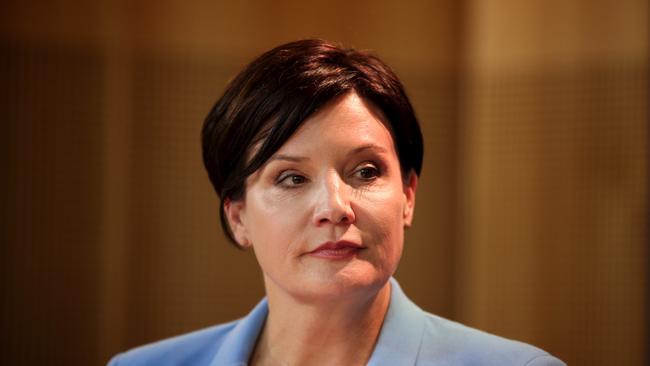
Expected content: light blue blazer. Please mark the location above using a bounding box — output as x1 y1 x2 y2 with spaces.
108 278 565 365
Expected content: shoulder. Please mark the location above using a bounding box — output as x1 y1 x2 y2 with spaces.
107 320 239 366
108 298 268 366
370 279 565 366
417 312 565 366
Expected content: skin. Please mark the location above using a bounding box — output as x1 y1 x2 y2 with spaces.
225 91 418 366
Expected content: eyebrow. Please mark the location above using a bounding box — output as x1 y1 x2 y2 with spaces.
347 143 389 156
270 154 309 163
269 144 389 163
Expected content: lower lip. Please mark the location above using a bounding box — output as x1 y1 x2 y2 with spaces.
308 247 362 260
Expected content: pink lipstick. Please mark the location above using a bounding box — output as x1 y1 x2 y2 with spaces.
307 241 364 259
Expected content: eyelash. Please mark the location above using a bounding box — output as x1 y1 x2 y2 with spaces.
275 162 382 188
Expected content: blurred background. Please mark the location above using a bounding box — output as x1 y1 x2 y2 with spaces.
1 0 647 365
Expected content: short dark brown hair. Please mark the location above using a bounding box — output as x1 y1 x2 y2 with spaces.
202 39 423 246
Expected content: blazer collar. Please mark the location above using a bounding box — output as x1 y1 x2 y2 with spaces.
209 298 268 366
367 278 426 366
209 277 425 366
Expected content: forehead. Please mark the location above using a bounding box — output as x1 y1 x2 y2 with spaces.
275 92 397 154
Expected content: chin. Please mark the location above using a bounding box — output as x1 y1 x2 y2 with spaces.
291 266 392 304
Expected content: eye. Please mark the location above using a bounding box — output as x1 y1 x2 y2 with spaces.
277 172 308 187
354 164 380 181
289 175 306 185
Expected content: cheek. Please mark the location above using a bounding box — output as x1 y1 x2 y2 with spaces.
358 186 406 255
244 189 312 257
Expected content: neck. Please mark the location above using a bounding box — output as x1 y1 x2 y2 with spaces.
250 279 392 366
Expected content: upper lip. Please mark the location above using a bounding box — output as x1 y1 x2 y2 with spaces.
308 240 364 253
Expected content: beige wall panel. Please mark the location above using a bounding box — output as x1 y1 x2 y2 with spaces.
459 0 648 364
464 0 648 72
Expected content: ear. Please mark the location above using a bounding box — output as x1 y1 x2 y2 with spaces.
402 170 418 228
223 197 252 248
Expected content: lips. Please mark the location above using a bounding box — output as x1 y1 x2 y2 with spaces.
307 240 364 259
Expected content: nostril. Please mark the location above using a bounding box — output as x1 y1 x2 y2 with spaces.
336 209 354 225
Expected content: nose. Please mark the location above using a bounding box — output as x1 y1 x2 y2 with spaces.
312 172 355 226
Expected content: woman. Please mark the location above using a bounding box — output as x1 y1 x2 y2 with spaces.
109 39 564 366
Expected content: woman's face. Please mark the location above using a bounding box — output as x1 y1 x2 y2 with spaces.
225 92 417 303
